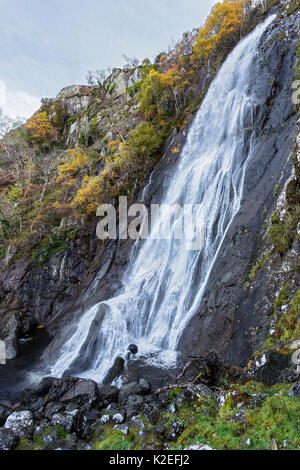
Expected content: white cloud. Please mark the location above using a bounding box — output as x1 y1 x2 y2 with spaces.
0 80 40 119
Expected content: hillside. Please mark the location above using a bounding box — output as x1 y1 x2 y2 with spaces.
0 0 299 452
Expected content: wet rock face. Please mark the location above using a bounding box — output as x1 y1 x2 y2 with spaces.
180 12 300 367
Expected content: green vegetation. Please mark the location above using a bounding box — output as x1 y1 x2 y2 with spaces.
269 207 300 255
265 287 300 346
285 0 300 16
247 250 272 284
15 382 300 451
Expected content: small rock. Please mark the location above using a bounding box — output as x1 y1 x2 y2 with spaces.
184 384 214 401
114 424 129 435
100 414 111 425
128 344 138 355
241 438 251 447
229 409 248 423
184 444 214 450
166 402 177 415
5 410 34 439
112 413 125 424
129 417 146 439
270 438 278 450
167 420 184 441
155 424 166 436
51 412 74 433
237 402 246 410
0 428 20 450
35 420 50 437
288 382 300 398
283 440 289 449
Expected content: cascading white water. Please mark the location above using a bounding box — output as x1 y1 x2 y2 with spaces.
50 16 274 382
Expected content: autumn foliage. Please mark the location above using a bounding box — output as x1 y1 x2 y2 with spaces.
25 112 58 146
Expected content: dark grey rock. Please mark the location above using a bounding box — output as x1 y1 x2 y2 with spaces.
0 405 10 427
44 402 66 420
47 377 100 408
0 428 20 450
155 424 166 436
103 357 125 384
167 421 184 441
128 344 138 355
289 382 300 398
99 385 119 406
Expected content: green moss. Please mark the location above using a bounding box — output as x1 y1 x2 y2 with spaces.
269 206 300 255
273 184 280 198
247 250 272 284
31 232 68 264
167 383 300 450
285 0 300 16
94 429 141 451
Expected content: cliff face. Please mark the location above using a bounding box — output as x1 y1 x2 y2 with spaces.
180 9 300 374
0 1 299 381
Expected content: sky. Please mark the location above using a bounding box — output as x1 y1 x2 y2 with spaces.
0 0 216 119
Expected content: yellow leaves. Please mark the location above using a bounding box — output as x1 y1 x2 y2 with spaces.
107 139 121 154
58 148 90 178
192 0 251 62
25 112 58 145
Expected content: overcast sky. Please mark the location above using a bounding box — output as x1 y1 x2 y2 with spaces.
0 0 216 118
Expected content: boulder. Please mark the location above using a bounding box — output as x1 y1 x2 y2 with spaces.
0 428 20 450
128 344 138 355
47 377 100 408
4 410 34 439
103 357 125 384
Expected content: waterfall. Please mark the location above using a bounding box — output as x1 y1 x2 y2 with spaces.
50 16 274 382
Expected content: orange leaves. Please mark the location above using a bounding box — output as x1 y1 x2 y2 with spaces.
24 112 58 146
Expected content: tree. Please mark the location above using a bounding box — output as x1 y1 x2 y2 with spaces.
192 0 251 63
0 107 23 138
24 112 58 146
139 70 165 117
86 69 107 88
122 55 140 69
